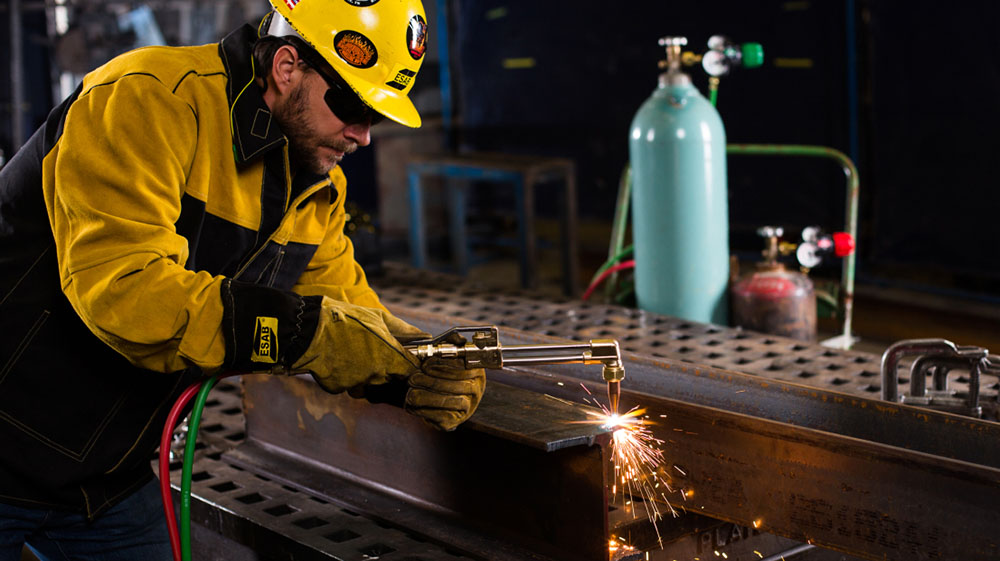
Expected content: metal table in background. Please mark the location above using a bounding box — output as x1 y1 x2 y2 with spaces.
406 152 579 296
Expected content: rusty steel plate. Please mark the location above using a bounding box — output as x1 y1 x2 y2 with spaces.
227 375 614 561
156 379 485 560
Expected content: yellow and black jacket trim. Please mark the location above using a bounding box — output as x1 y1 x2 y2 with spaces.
0 25 384 518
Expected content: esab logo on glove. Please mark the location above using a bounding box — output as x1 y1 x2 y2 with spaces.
252 317 279 363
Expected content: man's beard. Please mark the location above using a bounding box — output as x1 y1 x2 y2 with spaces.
276 83 356 175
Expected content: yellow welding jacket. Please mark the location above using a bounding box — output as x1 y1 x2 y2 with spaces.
0 24 385 517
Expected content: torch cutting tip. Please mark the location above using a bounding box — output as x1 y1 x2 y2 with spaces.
608 380 621 416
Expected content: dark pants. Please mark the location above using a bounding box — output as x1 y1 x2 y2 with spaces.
0 479 171 561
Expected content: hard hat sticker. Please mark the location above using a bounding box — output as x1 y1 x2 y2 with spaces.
344 0 380 5
407 15 427 60
334 30 378 68
282 0 299 9
386 68 416 91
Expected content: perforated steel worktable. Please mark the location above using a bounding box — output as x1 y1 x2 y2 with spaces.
168 263 993 561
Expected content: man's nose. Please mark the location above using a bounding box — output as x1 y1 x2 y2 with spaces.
344 121 371 147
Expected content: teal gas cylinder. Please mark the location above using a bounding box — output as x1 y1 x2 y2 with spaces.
628 37 729 324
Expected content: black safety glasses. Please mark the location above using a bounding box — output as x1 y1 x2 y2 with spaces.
318 69 385 126
296 47 384 126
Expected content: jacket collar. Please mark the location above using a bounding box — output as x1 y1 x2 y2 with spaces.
219 25 286 164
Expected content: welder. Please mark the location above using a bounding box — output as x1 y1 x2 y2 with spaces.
0 1 484 559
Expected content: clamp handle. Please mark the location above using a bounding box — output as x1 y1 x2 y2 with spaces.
881 338 990 417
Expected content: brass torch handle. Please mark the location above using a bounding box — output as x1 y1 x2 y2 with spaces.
405 326 625 415
405 330 624 381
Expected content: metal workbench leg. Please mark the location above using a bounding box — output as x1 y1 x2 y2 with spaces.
407 167 428 269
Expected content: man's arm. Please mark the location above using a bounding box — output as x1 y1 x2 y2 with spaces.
48 72 227 373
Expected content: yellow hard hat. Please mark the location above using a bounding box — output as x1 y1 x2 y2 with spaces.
265 0 427 128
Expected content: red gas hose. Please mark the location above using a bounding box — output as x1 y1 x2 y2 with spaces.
159 381 203 561
582 260 636 302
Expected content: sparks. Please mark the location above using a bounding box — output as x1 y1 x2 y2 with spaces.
574 384 684 547
608 538 636 555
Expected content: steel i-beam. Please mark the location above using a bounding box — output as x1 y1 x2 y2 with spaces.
393 308 1000 561
227 374 615 561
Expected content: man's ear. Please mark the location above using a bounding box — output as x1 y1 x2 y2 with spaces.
269 44 302 95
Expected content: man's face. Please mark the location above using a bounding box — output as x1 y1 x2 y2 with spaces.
274 68 372 175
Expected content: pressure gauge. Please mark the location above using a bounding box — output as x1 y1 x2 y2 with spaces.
702 50 730 76
796 242 822 269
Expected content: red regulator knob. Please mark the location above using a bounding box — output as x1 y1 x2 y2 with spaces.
832 232 855 257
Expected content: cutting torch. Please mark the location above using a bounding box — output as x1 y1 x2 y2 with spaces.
404 326 625 415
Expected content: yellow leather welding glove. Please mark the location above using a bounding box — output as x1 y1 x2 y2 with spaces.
380 313 431 345
293 297 421 394
344 312 429 401
405 356 486 431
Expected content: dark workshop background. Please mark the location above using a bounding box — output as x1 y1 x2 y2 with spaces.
2 0 998 343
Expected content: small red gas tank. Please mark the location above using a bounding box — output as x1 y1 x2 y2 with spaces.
731 227 816 341
731 264 816 341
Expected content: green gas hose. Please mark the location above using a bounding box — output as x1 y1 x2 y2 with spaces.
180 374 220 561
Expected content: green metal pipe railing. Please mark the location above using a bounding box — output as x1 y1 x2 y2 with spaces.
727 144 859 348
606 144 860 348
